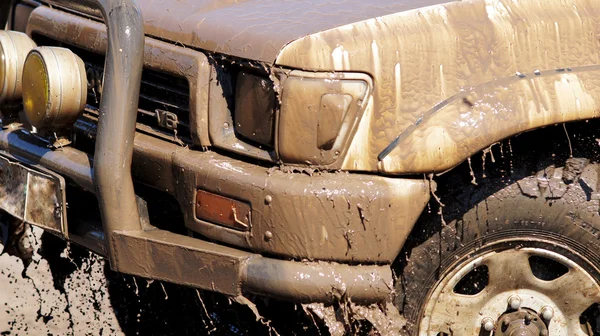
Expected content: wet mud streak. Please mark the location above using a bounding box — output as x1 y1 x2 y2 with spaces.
304 301 406 336
564 123 574 158
508 139 515 175
357 203 367 230
195 289 216 333
428 173 446 226
132 276 139 295
159 282 168 300
467 157 478 185
232 296 281 336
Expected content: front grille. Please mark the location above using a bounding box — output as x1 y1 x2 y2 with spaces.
32 34 191 145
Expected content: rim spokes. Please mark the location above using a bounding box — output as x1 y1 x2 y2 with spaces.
549 266 600 318
484 249 540 290
422 247 600 335
425 291 488 334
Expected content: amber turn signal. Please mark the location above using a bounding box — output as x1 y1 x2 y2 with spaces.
195 189 251 231
0 31 37 104
22 47 87 129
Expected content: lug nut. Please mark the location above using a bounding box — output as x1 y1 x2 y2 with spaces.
481 317 495 332
540 306 554 321
508 295 522 310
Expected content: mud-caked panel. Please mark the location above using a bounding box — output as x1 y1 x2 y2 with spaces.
172 151 430 263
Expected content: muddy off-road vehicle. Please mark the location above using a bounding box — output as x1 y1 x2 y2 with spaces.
1 0 600 334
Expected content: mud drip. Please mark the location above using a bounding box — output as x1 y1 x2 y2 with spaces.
195 289 216 333
564 123 574 158
160 282 168 300
428 174 446 226
304 302 406 336
468 157 478 185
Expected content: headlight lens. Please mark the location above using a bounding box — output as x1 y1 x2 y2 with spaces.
234 72 275 147
23 47 87 129
0 31 37 104
278 72 369 165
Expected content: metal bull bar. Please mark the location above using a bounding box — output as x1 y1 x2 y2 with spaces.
47 0 145 265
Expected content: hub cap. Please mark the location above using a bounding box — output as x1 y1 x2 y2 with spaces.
419 247 600 335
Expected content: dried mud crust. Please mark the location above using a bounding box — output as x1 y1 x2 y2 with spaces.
394 122 600 335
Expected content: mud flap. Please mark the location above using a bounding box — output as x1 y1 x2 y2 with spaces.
0 153 67 237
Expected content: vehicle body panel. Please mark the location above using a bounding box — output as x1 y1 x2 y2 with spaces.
42 0 600 173
276 0 600 173
113 0 455 63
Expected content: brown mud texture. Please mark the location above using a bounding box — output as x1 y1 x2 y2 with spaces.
0 227 386 335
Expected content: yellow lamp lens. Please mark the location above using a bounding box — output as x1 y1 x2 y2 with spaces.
22 47 87 129
22 52 49 127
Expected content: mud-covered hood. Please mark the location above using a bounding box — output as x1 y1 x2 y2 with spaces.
130 0 455 62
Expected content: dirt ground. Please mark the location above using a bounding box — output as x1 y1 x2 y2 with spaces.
0 226 393 336
0 227 122 335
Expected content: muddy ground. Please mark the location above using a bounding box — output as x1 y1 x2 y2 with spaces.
0 226 400 336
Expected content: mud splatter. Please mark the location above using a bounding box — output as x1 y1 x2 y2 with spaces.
467 157 478 185
0 226 123 335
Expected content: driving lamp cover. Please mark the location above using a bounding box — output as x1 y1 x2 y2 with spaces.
0 31 37 104
22 47 87 129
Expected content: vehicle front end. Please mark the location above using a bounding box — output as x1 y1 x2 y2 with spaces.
3 0 600 334
0 0 432 305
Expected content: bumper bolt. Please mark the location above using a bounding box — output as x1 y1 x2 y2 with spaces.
481 317 495 332
264 231 273 242
540 306 554 321
508 295 522 310
264 195 273 205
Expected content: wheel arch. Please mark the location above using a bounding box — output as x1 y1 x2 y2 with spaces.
378 65 600 174
392 116 600 309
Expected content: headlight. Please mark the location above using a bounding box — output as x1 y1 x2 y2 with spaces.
234 72 275 147
0 31 37 104
22 47 87 130
278 71 370 165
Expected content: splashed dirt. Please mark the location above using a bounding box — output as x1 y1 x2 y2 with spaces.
0 227 334 335
0 226 123 335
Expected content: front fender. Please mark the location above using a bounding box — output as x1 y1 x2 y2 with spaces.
378 65 600 174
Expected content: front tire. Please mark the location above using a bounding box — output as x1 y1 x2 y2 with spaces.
398 135 600 335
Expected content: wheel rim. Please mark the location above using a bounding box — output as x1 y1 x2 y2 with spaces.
419 240 600 335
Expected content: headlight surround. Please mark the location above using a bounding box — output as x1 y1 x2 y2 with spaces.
209 65 370 165
278 71 370 165
22 47 87 130
0 31 37 104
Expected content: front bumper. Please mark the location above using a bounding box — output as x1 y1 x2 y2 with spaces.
0 125 427 303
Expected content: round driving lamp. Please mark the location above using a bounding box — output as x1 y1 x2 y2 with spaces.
0 31 37 104
22 47 87 129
